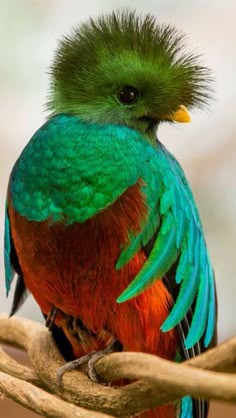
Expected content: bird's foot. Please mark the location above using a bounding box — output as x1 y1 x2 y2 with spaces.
57 338 122 384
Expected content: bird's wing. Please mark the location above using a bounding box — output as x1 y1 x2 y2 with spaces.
116 142 216 350
4 203 28 315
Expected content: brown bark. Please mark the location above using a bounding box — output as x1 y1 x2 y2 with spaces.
0 314 236 418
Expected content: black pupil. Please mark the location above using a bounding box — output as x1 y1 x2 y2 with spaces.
118 87 138 105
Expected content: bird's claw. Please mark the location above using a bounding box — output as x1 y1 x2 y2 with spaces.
57 351 97 384
57 338 122 384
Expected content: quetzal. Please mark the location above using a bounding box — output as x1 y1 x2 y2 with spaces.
4 11 217 418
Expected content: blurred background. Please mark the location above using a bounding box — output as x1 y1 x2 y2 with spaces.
0 0 235 416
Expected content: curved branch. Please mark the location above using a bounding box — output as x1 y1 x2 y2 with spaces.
1 314 236 417
0 370 114 418
0 346 43 387
186 338 236 373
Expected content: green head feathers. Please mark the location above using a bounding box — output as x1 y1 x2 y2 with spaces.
47 10 212 134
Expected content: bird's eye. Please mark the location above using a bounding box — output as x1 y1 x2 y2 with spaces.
117 86 138 105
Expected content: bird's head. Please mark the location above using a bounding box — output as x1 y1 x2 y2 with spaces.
48 11 212 140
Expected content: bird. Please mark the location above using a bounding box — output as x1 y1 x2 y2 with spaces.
4 11 217 418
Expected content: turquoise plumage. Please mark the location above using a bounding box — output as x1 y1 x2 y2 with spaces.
7 114 215 349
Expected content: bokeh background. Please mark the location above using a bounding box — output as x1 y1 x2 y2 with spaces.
0 0 235 416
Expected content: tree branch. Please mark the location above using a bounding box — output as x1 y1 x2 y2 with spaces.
0 346 43 387
0 370 114 418
0 314 236 418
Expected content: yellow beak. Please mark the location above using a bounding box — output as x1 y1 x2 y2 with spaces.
166 105 191 123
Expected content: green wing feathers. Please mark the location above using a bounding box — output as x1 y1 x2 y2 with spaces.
116 143 216 349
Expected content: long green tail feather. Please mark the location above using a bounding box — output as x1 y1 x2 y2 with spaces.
204 252 216 347
175 243 188 284
161 261 199 332
184 269 209 348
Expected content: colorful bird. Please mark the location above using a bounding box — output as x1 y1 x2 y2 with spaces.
4 11 217 418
